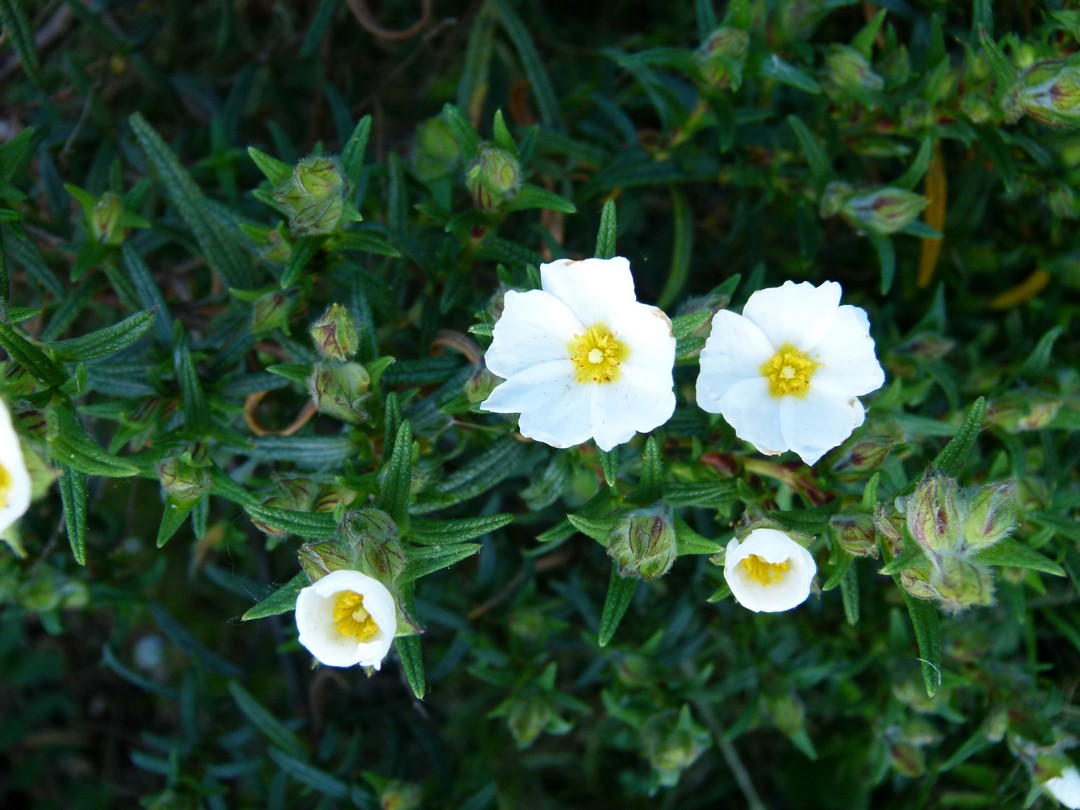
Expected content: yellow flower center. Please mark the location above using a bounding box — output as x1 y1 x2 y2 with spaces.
760 343 819 398
568 324 630 384
333 591 380 641
0 464 11 507
741 554 791 585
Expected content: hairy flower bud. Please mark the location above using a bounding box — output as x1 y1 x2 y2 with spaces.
507 694 554 749
157 453 211 504
929 556 995 612
339 508 406 582
907 474 962 554
899 557 936 601
298 540 350 582
413 116 461 182
959 481 1016 551
823 45 884 94
641 706 711 788
831 434 893 474
1019 60 1080 126
607 503 678 581
695 26 750 91
841 187 929 235
274 155 350 235
310 304 360 361
308 362 372 425
91 192 126 246
830 513 878 558
465 144 522 210
251 290 293 335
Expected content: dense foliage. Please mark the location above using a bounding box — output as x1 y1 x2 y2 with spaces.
0 0 1078 807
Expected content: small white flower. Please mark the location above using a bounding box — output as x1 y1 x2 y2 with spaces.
294 569 397 669
695 280 885 465
723 528 816 613
1045 766 1080 809
0 399 31 536
482 257 676 452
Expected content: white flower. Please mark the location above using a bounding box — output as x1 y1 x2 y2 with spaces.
0 399 31 536
723 528 816 613
695 280 885 465
294 569 397 669
1045 766 1080 809
482 257 676 452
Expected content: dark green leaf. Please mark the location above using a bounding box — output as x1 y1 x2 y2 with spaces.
57 463 88 565
931 396 986 476
49 310 157 362
377 420 413 531
242 572 308 621
0 320 67 386
228 680 306 758
972 538 1065 576
599 567 639 647
409 514 513 546
396 635 427 700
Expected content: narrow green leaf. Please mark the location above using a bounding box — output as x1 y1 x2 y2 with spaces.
129 112 253 288
759 54 821 94
227 680 306 758
822 546 854 591
377 420 413 532
244 504 337 539
598 446 618 487
972 538 1065 576
280 235 323 288
695 0 718 40
157 497 198 548
595 199 617 259
636 437 663 504
567 513 617 545
247 147 292 186
788 115 831 190
879 543 926 575
150 601 242 677
902 593 941 697
670 310 711 340
101 644 179 700
340 115 372 186
0 320 67 386
657 185 693 309
492 109 517 154
57 463 88 565
866 230 896 295
121 244 174 343
174 329 210 434
48 309 157 362
1017 326 1063 380
502 184 577 214
396 635 427 699
894 138 934 190
48 409 138 478
442 103 483 157
599 567 639 647
0 0 45 89
840 565 859 625
0 227 8 303
399 543 481 583
424 437 527 509
932 396 986 475
408 514 513 545
456 6 496 124
489 0 562 129
674 515 724 555
242 572 307 621
267 748 347 799
852 9 887 59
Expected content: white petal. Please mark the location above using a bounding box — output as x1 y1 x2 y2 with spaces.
742 280 841 351
590 364 676 451
713 377 786 456
696 310 774 412
723 529 816 613
540 257 638 327
609 302 676 377
295 570 397 669
484 289 581 380
808 304 885 397
0 400 31 535
778 389 866 465
1046 767 1080 809
482 360 594 448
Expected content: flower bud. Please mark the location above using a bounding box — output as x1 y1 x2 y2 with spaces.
831 434 893 474
274 155 349 235
695 27 750 91
308 362 372 425
378 780 423 810
899 556 936 600
464 366 499 406
465 144 522 210
252 478 319 536
507 694 554 749
251 290 293 335
310 304 360 361
1019 60 1080 126
298 540 350 582
830 513 878 558
774 0 828 42
960 93 993 124
91 192 126 246
313 483 357 515
157 454 211 504
641 706 711 788
929 556 995 612
607 503 678 581
960 481 1016 551
823 45 884 94
762 692 806 740
841 187 929 235
413 116 461 182
340 509 406 582
907 474 962 554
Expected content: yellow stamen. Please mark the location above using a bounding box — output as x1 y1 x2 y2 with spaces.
0 464 11 508
741 554 791 585
760 342 819 398
568 324 630 384
333 591 380 641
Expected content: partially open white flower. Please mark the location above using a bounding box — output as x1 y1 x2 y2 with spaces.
0 399 31 536
723 528 816 613
295 569 397 669
482 257 676 452
696 280 885 465
1045 765 1080 809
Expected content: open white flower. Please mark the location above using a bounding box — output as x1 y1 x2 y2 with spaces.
482 257 676 452
295 569 397 669
0 399 31 535
696 280 885 465
723 528 816 613
1045 766 1080 809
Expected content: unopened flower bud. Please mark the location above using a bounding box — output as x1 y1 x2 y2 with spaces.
695 26 750 91
607 503 678 581
775 0 828 42
274 155 349 235
841 187 929 235
890 742 927 778
899 557 936 601
762 692 806 740
930 556 994 612
314 484 357 514
251 290 293 335
507 695 554 749
340 508 406 582
378 780 423 810
158 454 211 504
823 45 884 93
253 478 319 535
960 93 993 124
91 192 126 246
310 304 359 361
308 362 372 425
831 434 892 474
465 144 522 210
1019 60 1080 125
830 513 878 558
465 366 499 405
641 706 711 788
413 116 461 182
298 540 350 582
960 481 1016 551
907 474 962 554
